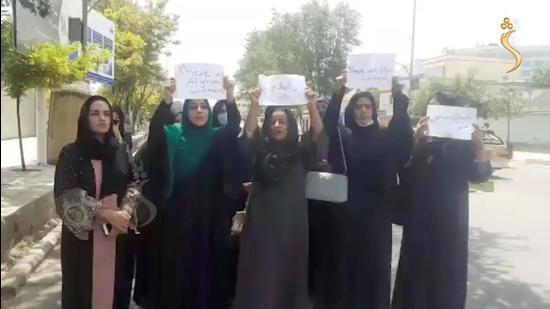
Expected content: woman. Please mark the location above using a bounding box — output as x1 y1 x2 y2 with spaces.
308 97 347 309
152 81 242 308
323 76 413 309
233 88 323 309
131 85 181 308
54 95 138 309
391 96 492 309
112 106 133 156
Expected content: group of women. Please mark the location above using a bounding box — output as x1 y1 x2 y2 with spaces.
54 73 492 309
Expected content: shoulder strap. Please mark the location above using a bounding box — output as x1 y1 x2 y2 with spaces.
337 127 348 173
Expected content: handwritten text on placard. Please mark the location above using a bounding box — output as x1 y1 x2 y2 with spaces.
427 105 477 140
175 63 225 100
347 53 396 90
258 74 307 106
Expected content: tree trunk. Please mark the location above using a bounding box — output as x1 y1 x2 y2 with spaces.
16 96 27 171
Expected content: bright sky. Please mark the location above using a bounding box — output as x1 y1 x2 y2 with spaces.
162 0 549 77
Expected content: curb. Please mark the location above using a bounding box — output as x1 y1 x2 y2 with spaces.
0 224 62 300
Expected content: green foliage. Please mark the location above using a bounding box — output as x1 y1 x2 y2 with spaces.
28 42 109 89
487 83 525 119
1 40 108 98
97 0 178 128
532 68 550 88
1 19 13 72
236 0 361 96
412 73 491 117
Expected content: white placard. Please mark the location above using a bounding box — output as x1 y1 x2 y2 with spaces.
427 105 477 140
258 74 307 106
347 53 396 90
175 63 225 100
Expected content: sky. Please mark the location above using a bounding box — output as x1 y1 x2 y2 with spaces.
162 0 549 78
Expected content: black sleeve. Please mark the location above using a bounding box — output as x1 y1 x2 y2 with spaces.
147 101 174 151
324 88 346 135
385 91 414 165
54 145 100 238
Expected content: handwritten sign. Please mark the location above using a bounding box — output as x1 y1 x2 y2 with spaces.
175 63 225 100
427 105 477 140
347 53 396 90
258 74 307 106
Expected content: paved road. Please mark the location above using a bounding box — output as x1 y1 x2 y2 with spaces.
3 152 550 309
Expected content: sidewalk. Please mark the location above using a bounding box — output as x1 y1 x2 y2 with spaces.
1 165 56 262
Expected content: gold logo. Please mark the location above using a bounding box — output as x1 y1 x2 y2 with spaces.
500 17 522 73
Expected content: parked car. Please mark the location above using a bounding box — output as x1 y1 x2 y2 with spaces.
482 131 513 169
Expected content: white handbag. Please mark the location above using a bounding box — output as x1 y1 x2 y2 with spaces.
305 128 348 203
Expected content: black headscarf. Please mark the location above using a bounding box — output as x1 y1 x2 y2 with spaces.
212 100 226 127
256 108 300 184
344 91 383 159
76 95 129 197
112 105 126 136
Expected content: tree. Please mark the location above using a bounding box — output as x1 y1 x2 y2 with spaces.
532 68 550 88
236 0 361 96
488 83 526 145
98 0 178 130
1 37 107 171
411 73 490 117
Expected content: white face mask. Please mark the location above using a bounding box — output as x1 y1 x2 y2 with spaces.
217 112 228 126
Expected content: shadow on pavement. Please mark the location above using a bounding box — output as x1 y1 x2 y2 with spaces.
467 228 550 309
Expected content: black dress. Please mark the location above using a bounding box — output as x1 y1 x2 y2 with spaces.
54 142 134 309
150 102 242 309
324 89 413 309
132 100 174 307
391 138 492 309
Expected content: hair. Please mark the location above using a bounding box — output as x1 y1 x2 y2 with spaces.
182 99 212 128
345 91 379 128
76 95 114 144
111 105 126 135
261 108 299 148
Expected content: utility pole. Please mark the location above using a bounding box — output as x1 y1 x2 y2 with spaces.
409 0 417 98
81 0 88 48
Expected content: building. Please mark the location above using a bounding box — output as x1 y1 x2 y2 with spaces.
422 54 521 81
416 46 550 151
443 44 550 82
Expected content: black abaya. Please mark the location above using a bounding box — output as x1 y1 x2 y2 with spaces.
391 138 492 309
324 89 413 309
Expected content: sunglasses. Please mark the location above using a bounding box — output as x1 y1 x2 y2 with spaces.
113 120 120 125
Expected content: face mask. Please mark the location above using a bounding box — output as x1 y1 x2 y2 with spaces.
217 112 228 126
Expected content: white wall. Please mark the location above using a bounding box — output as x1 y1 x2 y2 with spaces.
1 89 37 140
487 115 550 145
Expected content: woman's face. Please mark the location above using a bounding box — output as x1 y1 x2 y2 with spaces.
187 100 209 127
354 97 374 127
88 100 111 135
112 112 121 129
270 110 289 142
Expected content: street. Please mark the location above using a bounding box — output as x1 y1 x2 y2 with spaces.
3 152 550 309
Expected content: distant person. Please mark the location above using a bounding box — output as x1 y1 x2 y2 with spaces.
391 96 492 309
54 95 137 309
112 106 133 155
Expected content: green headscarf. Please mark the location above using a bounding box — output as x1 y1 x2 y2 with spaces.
163 99 219 197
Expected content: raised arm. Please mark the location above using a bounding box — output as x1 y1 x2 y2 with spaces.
306 89 323 139
324 79 347 134
244 89 261 139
